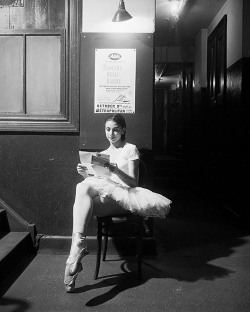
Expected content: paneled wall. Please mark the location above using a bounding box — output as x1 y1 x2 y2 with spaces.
0 0 156 240
0 33 62 115
190 0 250 222
0 0 83 237
0 0 65 29
79 33 154 151
224 58 250 219
0 0 69 130
0 134 81 235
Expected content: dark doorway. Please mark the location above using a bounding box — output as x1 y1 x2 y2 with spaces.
154 64 194 157
206 15 227 202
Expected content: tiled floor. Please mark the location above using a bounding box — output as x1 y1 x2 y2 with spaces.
1 189 250 312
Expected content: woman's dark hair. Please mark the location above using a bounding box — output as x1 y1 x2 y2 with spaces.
105 114 126 141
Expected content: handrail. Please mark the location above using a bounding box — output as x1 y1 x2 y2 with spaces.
0 198 30 229
0 198 37 244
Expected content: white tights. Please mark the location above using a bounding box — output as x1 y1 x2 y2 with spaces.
72 180 129 236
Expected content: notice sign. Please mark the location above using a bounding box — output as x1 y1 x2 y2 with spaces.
94 49 136 114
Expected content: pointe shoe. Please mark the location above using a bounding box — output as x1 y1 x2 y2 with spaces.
64 260 83 293
68 234 89 276
64 234 89 292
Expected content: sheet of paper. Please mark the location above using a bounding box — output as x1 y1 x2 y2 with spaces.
91 154 110 167
79 151 111 178
92 164 111 178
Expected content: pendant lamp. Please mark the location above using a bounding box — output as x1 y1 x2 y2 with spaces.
112 0 133 22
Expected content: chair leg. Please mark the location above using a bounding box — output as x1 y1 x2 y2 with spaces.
102 223 109 261
94 220 102 279
137 223 143 280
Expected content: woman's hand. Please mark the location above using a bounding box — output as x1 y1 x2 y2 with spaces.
104 163 118 173
107 159 139 187
104 160 138 187
77 163 88 179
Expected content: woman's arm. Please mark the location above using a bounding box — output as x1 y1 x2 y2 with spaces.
107 159 139 187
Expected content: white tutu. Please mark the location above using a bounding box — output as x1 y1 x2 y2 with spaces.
84 177 171 219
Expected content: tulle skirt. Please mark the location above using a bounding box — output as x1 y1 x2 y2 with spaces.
84 177 171 219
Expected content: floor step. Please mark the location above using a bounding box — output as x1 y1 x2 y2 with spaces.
0 232 34 282
0 209 10 232
154 155 189 189
0 231 9 240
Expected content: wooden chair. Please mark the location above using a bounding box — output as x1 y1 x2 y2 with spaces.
94 160 148 280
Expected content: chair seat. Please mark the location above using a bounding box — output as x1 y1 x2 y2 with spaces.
97 214 143 224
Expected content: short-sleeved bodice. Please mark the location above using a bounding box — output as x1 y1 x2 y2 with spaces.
101 143 139 185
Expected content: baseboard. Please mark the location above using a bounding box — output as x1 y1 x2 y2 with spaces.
37 235 157 256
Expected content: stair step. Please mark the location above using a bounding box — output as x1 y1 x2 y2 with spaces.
170 146 183 157
0 232 33 282
154 154 190 189
0 209 10 232
0 231 9 240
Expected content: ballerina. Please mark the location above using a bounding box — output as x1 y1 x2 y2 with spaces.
64 113 171 292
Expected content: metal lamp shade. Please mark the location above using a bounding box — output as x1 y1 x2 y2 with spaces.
112 0 133 22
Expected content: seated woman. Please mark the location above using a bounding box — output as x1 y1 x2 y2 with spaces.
64 113 171 292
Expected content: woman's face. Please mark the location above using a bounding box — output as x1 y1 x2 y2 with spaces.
105 120 125 145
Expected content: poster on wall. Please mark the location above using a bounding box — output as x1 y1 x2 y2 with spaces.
94 49 136 114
